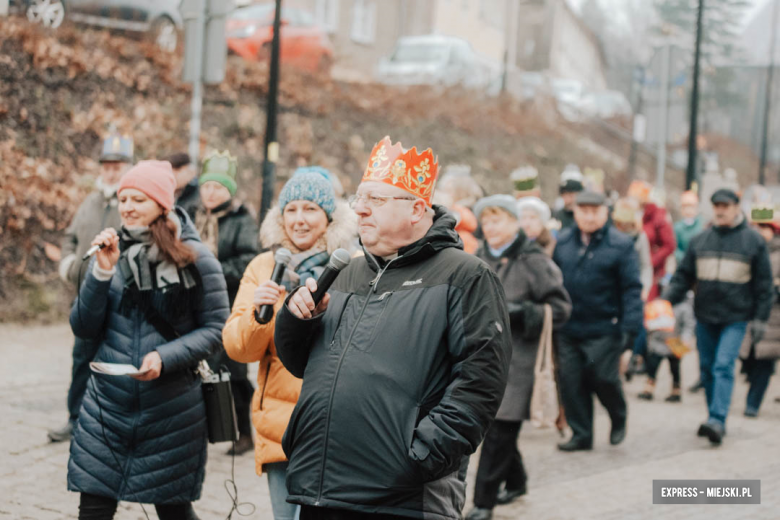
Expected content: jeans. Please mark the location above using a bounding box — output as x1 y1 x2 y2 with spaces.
265 462 300 520
473 420 525 509
632 326 647 357
695 321 748 426
746 359 775 413
78 493 199 520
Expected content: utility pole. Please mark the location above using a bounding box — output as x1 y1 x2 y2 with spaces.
760 0 779 185
260 0 283 225
628 66 646 181
686 0 704 191
657 43 671 190
501 0 519 93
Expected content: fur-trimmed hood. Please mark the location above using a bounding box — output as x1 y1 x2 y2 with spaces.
259 199 357 254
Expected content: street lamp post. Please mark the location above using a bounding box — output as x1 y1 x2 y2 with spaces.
686 0 705 191
759 0 779 185
260 0 283 225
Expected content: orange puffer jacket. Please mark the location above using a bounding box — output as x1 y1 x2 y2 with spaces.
222 251 299 475
223 200 357 475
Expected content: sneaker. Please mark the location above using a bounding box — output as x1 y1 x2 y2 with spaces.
689 380 703 393
665 394 682 403
699 421 724 445
638 391 654 400
744 407 759 418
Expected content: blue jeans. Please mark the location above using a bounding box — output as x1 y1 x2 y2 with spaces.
632 326 647 357
696 321 748 426
265 462 300 520
746 359 775 413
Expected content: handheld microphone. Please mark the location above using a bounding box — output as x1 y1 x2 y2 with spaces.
82 243 106 261
311 248 351 306
256 248 293 324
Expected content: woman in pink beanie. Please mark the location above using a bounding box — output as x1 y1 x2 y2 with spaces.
67 159 230 519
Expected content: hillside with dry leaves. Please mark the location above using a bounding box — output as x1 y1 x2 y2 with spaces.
0 17 659 321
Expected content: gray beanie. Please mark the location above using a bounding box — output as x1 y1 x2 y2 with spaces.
474 194 519 220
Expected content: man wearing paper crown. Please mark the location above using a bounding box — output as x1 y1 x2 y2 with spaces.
739 205 780 417
273 136 512 520
664 188 774 445
47 131 132 443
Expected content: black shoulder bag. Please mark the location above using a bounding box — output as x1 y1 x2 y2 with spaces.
122 263 238 444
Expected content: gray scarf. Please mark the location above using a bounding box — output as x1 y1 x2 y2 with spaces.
118 212 198 320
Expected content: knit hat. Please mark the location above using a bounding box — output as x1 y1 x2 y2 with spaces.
199 150 238 196
279 169 337 218
294 166 344 198
516 196 551 222
510 166 538 193
118 160 176 211
474 194 519 220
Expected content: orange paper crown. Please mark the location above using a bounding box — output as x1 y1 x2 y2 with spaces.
362 136 439 206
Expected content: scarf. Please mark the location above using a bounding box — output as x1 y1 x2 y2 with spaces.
489 234 519 257
195 200 233 256
117 212 200 321
280 249 330 292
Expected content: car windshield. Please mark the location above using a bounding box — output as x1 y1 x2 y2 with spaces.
231 5 275 21
553 80 581 96
391 43 449 63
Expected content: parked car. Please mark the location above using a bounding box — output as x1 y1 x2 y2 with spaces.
18 0 182 52
552 78 588 121
376 35 496 90
580 90 633 119
226 4 334 74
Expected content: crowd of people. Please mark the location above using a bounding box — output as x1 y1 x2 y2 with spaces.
51 132 779 520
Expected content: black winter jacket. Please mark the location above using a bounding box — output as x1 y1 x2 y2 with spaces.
665 216 774 324
67 209 230 504
213 203 260 305
274 209 512 519
553 224 643 338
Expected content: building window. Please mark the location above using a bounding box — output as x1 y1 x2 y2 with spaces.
351 0 376 44
315 0 339 33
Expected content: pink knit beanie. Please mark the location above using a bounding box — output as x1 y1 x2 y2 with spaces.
118 160 176 211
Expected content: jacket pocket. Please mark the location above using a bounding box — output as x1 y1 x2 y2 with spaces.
281 403 301 458
352 292 393 353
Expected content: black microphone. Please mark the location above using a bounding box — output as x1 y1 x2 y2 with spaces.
311 249 351 306
82 243 106 261
255 248 293 324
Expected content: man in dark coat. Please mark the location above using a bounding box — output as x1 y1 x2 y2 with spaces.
465 195 571 520
274 137 512 520
664 189 774 445
552 166 584 232
553 191 643 451
168 152 201 220
48 133 131 443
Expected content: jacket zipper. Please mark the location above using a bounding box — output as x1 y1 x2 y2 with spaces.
315 258 397 505
258 360 272 410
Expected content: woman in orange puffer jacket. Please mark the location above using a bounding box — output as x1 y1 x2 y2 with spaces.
223 169 356 520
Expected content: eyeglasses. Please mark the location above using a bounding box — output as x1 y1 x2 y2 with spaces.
348 193 416 209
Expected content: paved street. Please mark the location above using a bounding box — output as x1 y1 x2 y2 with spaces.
2 323 779 520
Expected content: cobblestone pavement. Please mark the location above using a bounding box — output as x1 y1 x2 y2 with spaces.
2 324 779 520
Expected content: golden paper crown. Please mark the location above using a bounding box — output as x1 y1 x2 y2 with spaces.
362 136 439 206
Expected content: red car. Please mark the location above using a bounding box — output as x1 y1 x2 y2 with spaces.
226 4 334 74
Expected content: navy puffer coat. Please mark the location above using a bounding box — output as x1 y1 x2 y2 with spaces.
67 208 230 504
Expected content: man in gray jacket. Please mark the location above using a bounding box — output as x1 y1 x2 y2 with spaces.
275 137 512 520
47 133 132 443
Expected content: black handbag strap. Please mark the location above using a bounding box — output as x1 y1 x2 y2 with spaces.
126 282 180 342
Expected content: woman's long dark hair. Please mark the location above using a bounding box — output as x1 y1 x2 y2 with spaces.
150 214 197 268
